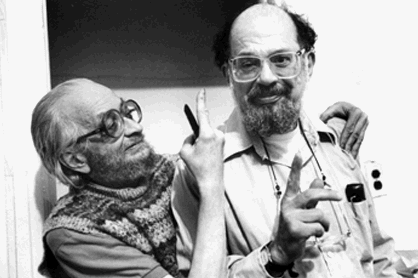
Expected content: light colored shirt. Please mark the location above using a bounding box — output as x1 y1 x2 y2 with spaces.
172 108 400 278
46 228 171 278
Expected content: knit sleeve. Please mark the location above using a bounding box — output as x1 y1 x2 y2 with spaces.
46 228 169 278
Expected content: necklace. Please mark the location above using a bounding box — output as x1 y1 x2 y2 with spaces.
261 138 282 198
298 119 327 185
261 139 282 198
262 120 353 277
260 119 326 199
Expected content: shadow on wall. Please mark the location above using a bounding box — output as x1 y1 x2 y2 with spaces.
34 165 57 221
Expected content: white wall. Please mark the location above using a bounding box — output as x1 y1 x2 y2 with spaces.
0 0 52 277
117 0 418 251
293 0 418 251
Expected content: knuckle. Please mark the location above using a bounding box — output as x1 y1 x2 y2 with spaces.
315 226 325 237
287 221 299 235
316 209 325 221
303 190 314 201
281 209 292 221
345 125 355 133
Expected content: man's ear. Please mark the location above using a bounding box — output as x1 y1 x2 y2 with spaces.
221 63 233 85
60 151 91 174
306 51 316 78
221 63 228 78
222 64 234 87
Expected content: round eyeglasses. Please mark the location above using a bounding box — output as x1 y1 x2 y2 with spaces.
229 49 306 83
75 99 142 144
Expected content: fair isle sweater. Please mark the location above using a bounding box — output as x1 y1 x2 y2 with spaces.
39 154 184 278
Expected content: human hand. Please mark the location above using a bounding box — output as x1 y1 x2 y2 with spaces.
319 101 369 159
180 89 225 197
269 153 342 265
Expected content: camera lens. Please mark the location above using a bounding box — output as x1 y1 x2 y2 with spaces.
371 169 381 179
374 180 383 190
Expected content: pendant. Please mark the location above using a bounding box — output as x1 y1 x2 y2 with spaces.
275 183 282 197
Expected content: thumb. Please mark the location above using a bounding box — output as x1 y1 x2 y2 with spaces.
319 103 344 123
283 152 303 198
309 178 325 190
179 135 194 160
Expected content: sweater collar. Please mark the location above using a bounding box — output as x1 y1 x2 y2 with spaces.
85 182 149 201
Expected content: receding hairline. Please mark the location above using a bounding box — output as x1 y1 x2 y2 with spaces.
52 79 116 121
231 3 295 33
229 3 298 56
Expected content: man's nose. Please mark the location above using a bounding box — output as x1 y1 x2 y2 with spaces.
123 117 143 136
257 61 278 86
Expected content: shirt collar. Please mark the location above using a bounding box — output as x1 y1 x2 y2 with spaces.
221 107 337 164
220 107 254 161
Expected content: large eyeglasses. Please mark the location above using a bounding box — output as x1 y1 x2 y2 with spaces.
229 49 306 83
75 99 142 144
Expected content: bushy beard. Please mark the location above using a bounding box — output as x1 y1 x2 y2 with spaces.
84 139 160 189
239 83 301 137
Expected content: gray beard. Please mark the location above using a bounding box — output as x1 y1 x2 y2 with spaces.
240 84 301 137
85 140 160 188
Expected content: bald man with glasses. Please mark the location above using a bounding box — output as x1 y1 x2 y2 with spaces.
172 2 400 278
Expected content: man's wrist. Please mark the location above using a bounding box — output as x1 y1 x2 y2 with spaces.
260 244 295 278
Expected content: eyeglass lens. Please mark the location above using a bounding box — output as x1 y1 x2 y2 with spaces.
231 52 301 81
123 101 142 123
103 100 142 138
104 110 124 138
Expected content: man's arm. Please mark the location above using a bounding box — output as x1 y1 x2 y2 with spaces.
173 161 272 278
172 155 341 278
173 177 282 278
176 89 227 278
46 228 170 278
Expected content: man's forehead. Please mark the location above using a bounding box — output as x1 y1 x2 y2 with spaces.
58 81 120 121
230 4 298 55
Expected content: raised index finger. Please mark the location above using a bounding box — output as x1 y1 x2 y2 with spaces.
195 89 211 133
284 152 303 198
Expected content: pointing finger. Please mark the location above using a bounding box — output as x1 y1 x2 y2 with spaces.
306 179 324 209
195 89 210 132
284 152 303 198
294 188 342 209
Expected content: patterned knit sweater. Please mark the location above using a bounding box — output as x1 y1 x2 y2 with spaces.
39 154 184 278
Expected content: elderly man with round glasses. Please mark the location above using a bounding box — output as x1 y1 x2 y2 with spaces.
172 2 400 278
32 78 227 278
